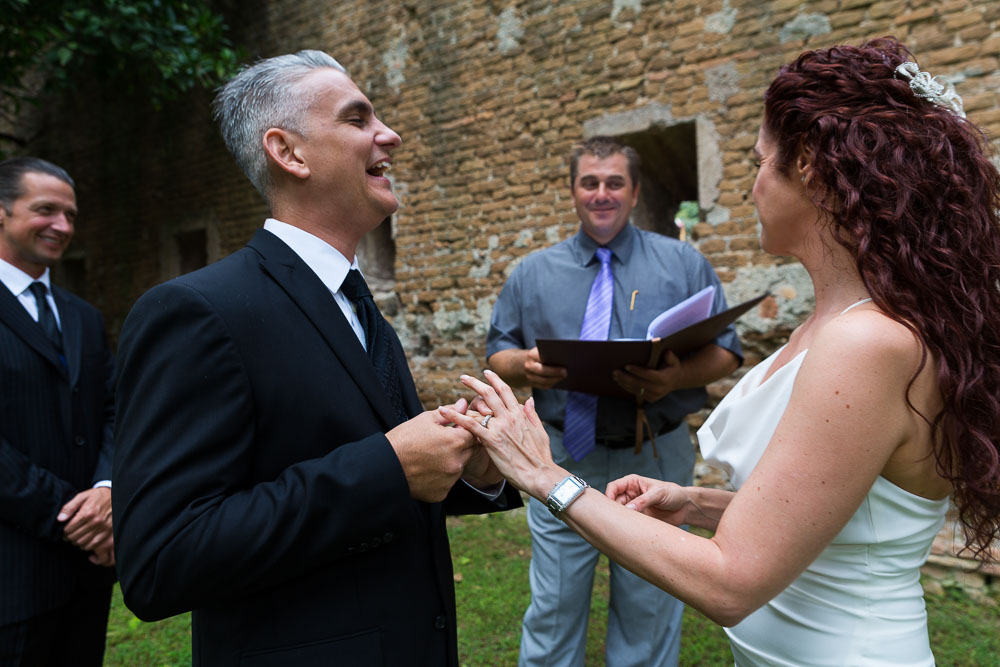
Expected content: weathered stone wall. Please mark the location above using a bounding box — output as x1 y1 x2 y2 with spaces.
19 0 1000 403
362 0 998 410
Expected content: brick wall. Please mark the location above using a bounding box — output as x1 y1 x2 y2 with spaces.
16 0 999 403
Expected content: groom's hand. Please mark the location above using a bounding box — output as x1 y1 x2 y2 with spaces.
387 399 476 503
462 441 505 489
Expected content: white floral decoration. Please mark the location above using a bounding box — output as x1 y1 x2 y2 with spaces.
894 62 966 118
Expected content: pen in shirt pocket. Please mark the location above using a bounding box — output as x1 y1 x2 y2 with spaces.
627 289 639 336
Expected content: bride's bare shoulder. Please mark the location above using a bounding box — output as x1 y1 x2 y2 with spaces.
810 307 927 380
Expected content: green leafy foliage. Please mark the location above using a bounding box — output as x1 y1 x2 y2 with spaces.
676 200 699 225
1 0 241 114
676 200 700 238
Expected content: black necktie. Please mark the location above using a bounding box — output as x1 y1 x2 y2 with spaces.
28 282 63 353
340 270 408 423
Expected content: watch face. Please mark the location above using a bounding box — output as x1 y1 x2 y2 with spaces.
552 478 582 504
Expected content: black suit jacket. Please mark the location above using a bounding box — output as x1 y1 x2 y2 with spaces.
113 229 520 666
0 281 116 625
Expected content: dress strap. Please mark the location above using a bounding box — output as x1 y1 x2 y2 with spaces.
840 297 873 315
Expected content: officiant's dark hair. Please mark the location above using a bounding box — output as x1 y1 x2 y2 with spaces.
764 36 1000 563
569 136 640 189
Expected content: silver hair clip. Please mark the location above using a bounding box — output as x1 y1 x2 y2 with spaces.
894 62 966 118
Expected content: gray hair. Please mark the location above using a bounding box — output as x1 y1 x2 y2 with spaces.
0 157 75 215
212 50 346 200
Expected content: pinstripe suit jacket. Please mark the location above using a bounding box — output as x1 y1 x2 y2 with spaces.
0 281 116 625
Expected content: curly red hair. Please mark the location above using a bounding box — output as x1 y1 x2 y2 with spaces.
763 37 1000 561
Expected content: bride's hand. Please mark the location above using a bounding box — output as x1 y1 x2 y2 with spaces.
439 370 564 499
606 474 691 526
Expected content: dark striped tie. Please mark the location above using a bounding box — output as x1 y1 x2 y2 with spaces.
28 282 63 353
340 270 408 424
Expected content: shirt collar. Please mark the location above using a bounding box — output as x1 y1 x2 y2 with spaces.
263 218 361 294
0 257 50 297
571 222 636 266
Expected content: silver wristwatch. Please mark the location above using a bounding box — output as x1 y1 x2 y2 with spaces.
546 475 589 518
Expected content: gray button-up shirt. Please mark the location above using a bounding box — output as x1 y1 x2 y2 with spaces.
487 223 742 439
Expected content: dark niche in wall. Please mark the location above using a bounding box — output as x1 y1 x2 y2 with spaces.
357 215 396 294
176 228 208 275
618 120 699 239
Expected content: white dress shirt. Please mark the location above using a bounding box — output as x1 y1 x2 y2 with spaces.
263 218 368 351
0 258 62 328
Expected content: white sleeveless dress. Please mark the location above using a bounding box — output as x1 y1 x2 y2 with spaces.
697 323 949 666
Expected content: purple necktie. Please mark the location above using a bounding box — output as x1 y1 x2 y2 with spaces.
563 247 613 461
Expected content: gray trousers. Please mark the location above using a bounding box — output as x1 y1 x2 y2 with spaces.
518 421 694 667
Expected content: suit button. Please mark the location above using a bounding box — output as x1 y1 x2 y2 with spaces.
370 536 381 548
433 615 446 630
383 532 394 544
347 546 356 554
74 436 86 446
358 542 369 553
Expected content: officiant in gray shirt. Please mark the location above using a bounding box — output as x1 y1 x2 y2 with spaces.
486 136 741 667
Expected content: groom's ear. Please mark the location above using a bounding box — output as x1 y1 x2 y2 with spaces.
263 127 310 180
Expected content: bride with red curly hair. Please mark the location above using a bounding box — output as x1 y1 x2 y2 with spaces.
443 37 1000 665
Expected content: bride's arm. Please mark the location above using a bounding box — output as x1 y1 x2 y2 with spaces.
444 312 926 626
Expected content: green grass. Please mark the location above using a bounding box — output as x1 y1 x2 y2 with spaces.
104 506 999 666
927 586 1000 667
448 508 733 666
105 585 191 667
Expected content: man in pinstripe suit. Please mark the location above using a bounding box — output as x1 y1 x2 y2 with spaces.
0 157 116 666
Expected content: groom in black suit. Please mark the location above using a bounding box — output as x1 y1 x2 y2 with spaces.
113 50 519 666
0 157 116 666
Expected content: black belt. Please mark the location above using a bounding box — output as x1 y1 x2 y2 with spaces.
594 435 637 450
546 420 683 450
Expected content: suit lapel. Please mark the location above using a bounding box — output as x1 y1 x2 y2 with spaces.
52 288 82 385
392 335 423 417
248 229 403 430
0 282 69 380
